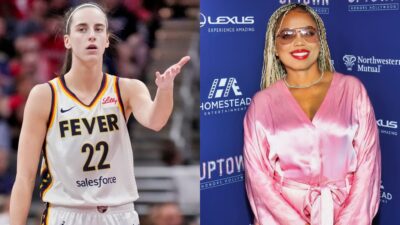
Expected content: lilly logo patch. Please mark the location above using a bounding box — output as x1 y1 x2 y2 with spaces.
102 96 118 108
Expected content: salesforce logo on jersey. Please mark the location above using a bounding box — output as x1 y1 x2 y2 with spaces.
343 54 400 73
201 77 251 116
279 0 330 14
200 12 255 33
200 154 244 190
348 0 399 12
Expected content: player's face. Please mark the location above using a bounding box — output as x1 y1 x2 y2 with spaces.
64 7 109 65
274 9 320 73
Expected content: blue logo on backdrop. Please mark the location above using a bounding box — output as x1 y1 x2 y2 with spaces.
347 0 399 12
200 155 244 190
200 12 256 33
381 181 394 204
342 54 400 73
201 77 251 116
377 119 398 136
279 0 330 14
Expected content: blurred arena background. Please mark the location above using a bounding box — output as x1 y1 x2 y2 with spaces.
0 0 199 224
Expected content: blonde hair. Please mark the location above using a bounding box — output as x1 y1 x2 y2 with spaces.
260 3 334 89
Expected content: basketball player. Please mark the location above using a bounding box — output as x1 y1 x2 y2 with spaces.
9 2 190 225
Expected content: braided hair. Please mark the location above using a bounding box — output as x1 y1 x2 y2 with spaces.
260 3 334 89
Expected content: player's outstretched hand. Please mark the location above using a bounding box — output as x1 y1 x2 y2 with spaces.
155 56 190 90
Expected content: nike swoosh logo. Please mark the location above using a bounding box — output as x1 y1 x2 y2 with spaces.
60 106 75 113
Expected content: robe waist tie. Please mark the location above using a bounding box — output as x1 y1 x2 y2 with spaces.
273 173 353 225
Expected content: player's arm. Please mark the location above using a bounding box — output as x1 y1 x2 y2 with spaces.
120 56 190 131
10 83 52 225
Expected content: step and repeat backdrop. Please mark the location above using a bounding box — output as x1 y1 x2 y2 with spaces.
200 1 399 225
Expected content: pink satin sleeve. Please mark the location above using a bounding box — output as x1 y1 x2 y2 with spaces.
336 82 381 225
243 100 307 225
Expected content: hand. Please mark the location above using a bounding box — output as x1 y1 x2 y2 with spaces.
155 56 190 90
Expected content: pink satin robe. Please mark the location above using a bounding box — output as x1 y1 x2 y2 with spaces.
243 73 381 225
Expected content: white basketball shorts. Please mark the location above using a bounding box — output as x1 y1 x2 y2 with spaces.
40 202 140 225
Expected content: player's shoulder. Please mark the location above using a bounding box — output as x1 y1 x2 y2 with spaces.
118 77 147 93
29 82 53 100
25 82 53 119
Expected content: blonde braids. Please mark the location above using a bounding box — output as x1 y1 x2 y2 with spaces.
260 3 334 89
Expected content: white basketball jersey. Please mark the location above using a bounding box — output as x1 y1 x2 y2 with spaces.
40 74 139 206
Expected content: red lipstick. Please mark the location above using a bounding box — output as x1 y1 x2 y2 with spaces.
290 49 310 60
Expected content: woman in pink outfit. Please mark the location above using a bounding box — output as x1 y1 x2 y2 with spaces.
243 3 381 225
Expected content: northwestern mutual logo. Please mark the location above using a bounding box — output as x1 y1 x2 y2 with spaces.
201 77 251 116
342 54 400 73
199 12 255 33
348 0 399 12
377 119 398 136
200 155 244 190
343 55 357 71
279 0 330 14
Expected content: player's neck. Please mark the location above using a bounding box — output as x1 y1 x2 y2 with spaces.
64 63 104 93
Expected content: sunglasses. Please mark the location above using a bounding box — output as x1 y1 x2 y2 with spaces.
275 26 319 45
